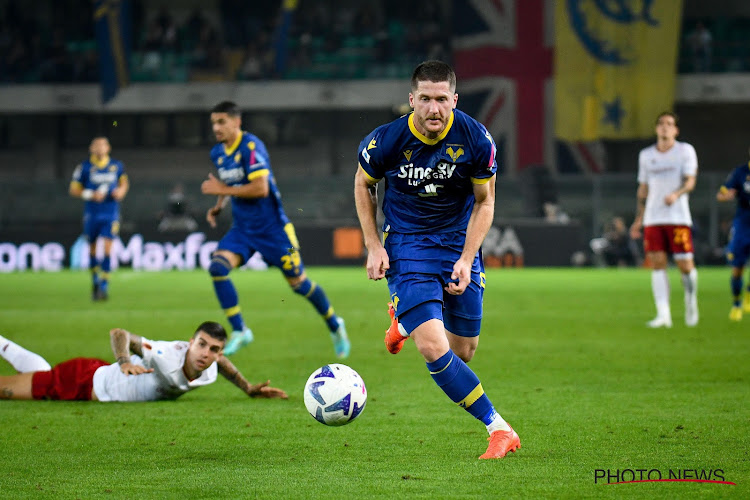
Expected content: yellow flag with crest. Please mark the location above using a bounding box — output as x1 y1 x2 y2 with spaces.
555 1 683 141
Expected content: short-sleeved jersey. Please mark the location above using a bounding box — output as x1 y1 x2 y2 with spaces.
70 156 127 218
357 109 497 234
637 141 698 226
92 339 218 402
210 132 290 235
722 162 750 228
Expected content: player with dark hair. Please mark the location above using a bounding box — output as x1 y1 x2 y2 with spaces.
0 321 288 401
630 112 699 328
201 101 349 358
716 153 750 320
69 136 129 301
353 60 520 459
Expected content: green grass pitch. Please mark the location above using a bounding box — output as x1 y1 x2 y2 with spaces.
0 267 748 499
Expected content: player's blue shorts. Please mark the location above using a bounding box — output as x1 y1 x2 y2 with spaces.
83 213 119 240
217 222 305 278
727 222 750 268
384 232 485 337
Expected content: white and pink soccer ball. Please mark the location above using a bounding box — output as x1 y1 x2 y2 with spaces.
303 364 367 426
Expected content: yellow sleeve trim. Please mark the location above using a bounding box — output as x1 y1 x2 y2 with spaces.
471 176 492 185
359 164 380 183
248 169 269 181
719 186 729 194
70 181 83 188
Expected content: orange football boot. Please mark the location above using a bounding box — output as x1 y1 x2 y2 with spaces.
479 426 521 459
384 302 408 354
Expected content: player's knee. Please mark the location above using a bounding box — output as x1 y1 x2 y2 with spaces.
453 345 476 363
208 255 232 277
291 277 312 295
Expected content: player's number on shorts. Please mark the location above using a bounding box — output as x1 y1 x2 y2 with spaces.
673 228 692 251
281 251 301 272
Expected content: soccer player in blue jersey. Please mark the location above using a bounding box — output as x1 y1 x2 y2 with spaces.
69 137 129 301
201 101 349 358
716 155 750 321
353 61 520 459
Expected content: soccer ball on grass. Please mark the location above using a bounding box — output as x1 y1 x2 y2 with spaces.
303 363 367 426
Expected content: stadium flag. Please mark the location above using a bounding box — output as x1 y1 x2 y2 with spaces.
94 0 132 104
274 0 299 76
555 1 683 141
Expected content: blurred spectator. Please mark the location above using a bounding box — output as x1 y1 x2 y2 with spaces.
192 24 222 69
590 216 640 267
687 21 712 72
238 42 265 80
157 183 198 233
40 28 73 82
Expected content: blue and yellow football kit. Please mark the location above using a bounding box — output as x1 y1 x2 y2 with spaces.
357 109 497 336
722 162 750 269
70 154 127 300
70 155 127 241
208 131 345 354
210 131 303 276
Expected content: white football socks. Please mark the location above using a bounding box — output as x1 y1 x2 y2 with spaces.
0 335 51 373
651 269 671 320
681 268 698 302
486 410 512 434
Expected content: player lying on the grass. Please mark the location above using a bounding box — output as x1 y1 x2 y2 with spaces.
0 321 288 401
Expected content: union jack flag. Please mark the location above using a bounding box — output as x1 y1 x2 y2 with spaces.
452 0 604 174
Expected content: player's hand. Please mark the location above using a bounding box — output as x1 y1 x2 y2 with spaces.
111 187 125 201
664 192 679 206
247 380 289 399
629 221 642 240
365 245 389 281
206 206 221 228
201 173 225 196
119 362 153 376
92 190 106 202
445 258 471 295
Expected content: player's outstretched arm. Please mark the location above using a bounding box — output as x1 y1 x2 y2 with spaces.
109 328 153 376
217 356 288 399
354 165 389 280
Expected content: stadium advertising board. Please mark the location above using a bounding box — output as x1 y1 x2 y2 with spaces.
0 228 365 272
1 221 584 272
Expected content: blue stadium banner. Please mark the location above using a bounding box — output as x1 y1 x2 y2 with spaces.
274 0 299 75
94 0 132 104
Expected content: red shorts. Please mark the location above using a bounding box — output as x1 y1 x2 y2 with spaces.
31 357 110 400
643 225 693 255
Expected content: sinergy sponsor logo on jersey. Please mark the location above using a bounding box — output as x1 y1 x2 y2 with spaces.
398 162 456 186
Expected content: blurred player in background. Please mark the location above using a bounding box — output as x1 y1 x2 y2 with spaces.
69 137 129 301
630 112 699 328
0 321 288 401
716 153 750 321
354 61 520 459
201 101 349 358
